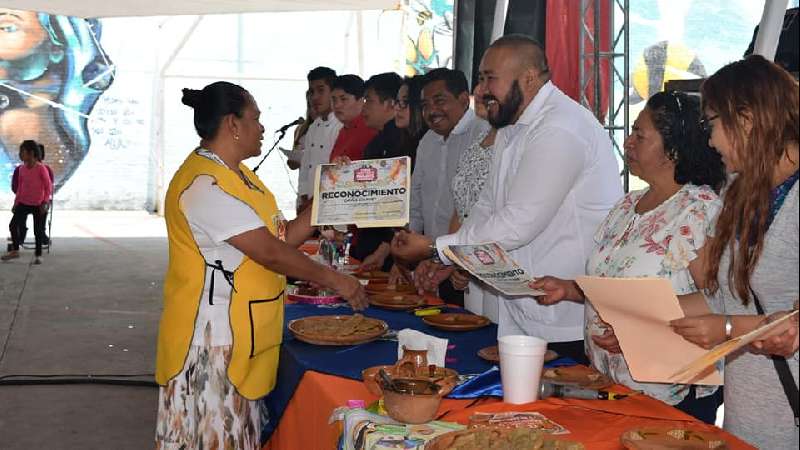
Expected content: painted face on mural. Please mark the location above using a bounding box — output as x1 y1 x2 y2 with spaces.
0 12 113 196
0 10 51 79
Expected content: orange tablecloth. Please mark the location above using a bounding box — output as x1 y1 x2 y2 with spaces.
264 370 753 450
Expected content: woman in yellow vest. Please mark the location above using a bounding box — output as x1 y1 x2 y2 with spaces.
154 81 368 449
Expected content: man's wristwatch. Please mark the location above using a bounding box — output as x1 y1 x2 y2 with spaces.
429 242 442 264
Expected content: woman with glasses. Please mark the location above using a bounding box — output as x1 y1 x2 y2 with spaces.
393 74 428 166
671 55 799 449
532 90 726 423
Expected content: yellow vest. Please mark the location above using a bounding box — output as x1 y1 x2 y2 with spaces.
156 151 285 400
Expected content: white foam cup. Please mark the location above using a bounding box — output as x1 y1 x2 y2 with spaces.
498 334 548 404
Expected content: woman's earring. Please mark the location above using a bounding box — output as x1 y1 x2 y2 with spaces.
667 148 678 162
234 134 240 141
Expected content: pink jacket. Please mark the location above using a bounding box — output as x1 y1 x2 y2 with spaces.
15 163 53 207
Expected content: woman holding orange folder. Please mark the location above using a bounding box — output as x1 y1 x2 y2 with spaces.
533 90 726 424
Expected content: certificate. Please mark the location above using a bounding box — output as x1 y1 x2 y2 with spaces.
576 276 723 385
311 157 410 228
443 242 545 297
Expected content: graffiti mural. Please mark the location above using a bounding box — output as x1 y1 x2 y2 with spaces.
404 0 454 76
0 9 114 193
628 0 765 104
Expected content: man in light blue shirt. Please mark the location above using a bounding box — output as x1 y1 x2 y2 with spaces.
408 68 489 303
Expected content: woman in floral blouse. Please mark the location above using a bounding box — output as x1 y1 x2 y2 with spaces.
446 83 498 321
532 91 726 423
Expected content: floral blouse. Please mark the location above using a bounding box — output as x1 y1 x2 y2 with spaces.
585 184 722 405
451 128 494 221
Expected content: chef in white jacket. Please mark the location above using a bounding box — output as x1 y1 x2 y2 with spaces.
391 34 622 363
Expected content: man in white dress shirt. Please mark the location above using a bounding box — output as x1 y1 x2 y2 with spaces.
392 35 623 362
296 66 343 212
409 68 489 304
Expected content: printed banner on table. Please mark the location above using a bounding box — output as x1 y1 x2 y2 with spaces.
443 242 545 297
311 157 410 228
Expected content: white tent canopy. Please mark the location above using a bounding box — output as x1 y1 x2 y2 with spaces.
0 0 399 18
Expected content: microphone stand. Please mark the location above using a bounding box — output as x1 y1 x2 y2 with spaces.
253 128 288 173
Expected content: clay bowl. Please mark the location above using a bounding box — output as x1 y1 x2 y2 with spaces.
362 365 458 397
382 378 446 424
365 283 417 295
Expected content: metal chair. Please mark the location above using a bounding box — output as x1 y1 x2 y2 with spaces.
20 200 53 253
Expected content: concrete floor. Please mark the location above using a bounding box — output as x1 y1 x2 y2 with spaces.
0 212 167 449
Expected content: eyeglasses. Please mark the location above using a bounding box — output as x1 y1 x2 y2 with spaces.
670 91 686 134
394 99 409 109
700 114 719 135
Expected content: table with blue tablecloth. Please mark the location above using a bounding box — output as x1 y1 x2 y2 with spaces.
261 303 504 442
260 303 754 450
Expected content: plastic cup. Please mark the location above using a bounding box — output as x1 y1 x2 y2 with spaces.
498 334 548 404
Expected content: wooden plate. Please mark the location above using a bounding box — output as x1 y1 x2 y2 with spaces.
425 427 585 450
541 365 613 390
365 283 416 295
369 294 426 311
422 313 490 331
288 314 388 346
353 270 390 281
478 345 558 364
621 427 729 449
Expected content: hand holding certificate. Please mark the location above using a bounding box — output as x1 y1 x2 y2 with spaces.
442 242 545 297
311 157 410 228
575 276 723 385
671 309 799 383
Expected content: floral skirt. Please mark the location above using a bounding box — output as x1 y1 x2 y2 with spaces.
155 323 267 449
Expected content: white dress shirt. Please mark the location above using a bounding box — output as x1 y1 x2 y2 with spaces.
436 81 623 342
410 109 489 239
298 112 342 198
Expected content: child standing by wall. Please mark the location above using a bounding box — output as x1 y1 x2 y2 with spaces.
2 140 53 264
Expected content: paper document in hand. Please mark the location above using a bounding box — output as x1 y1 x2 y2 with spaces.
671 309 799 383
279 147 302 163
576 276 722 385
443 242 545 297
311 157 410 228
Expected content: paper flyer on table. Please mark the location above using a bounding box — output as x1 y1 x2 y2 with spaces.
671 309 799 383
442 242 545 297
575 276 723 385
311 156 410 228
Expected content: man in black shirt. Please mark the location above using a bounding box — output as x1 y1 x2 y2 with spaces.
350 73 406 270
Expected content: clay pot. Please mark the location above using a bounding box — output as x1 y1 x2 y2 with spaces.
362 365 458 397
382 378 447 424
395 346 429 378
